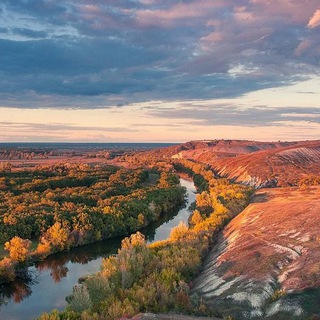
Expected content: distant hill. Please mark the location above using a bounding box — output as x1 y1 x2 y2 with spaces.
176 140 320 187
138 139 320 187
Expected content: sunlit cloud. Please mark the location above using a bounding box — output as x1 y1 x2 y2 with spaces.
308 9 320 29
0 1 319 141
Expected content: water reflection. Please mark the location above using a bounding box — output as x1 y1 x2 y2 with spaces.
30 205 184 287
142 206 182 243
0 269 36 308
34 237 122 283
0 179 196 319
144 179 196 243
0 209 182 311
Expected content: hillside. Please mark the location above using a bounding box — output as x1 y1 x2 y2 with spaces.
173 140 294 160
144 139 320 318
193 186 320 319
3 140 320 320
125 139 320 188
167 140 320 187
209 141 320 187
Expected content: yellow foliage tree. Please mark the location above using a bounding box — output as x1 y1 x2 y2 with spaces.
41 222 70 251
190 210 203 226
169 222 188 241
4 236 31 262
36 240 51 256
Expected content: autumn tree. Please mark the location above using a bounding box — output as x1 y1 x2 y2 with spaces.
169 221 189 241
190 209 203 226
0 162 12 172
40 222 70 251
4 236 31 262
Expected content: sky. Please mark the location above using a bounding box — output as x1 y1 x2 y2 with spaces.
0 0 320 142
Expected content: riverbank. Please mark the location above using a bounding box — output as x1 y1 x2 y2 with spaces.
0 169 186 285
38 162 253 319
0 178 195 320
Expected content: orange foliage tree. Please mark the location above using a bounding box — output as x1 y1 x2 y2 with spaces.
4 236 32 262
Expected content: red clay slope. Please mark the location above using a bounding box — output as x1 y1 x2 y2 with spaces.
172 140 320 187
193 186 320 318
173 140 295 160
210 141 320 187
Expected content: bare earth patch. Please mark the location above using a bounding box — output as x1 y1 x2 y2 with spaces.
193 186 320 318
170 140 320 187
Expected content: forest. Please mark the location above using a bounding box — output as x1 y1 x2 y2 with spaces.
0 163 186 283
37 159 253 319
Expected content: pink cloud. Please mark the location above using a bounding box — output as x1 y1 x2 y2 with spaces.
295 40 312 56
233 6 255 23
79 5 101 14
308 9 320 28
201 31 224 44
196 0 320 64
249 0 319 24
134 0 231 27
201 26 272 50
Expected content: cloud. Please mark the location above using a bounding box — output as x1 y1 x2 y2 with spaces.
145 103 320 127
133 0 226 28
0 120 141 142
12 28 48 39
295 40 313 56
0 0 319 112
0 121 138 132
308 9 320 28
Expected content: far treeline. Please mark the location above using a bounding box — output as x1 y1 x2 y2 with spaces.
0 163 186 282
38 159 254 319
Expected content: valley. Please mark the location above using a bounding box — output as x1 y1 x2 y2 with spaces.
0 140 319 320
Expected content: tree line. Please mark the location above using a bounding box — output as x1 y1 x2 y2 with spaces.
38 159 253 319
0 164 186 283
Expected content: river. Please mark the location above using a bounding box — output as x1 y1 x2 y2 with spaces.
0 178 196 320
